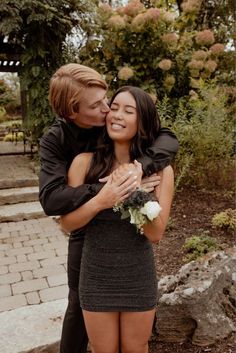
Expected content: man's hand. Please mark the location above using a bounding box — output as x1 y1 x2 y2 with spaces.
140 173 161 193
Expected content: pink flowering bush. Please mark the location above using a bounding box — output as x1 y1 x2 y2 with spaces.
210 43 225 56
195 30 215 46
158 59 172 71
79 1 228 100
118 66 134 80
122 0 144 17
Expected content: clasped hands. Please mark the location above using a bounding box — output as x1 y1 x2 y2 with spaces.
96 161 161 208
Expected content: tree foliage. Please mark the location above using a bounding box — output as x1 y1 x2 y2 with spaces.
0 0 98 138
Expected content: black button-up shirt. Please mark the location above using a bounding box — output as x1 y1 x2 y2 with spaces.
39 118 178 216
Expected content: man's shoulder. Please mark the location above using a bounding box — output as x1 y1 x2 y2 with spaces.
40 119 69 145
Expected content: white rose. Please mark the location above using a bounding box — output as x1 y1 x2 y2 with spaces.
140 201 162 221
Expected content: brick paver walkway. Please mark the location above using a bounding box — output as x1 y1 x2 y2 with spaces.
0 144 69 313
0 218 69 312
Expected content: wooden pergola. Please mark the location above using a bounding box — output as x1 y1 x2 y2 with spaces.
0 41 27 120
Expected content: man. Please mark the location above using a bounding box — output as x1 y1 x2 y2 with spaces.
39 63 179 353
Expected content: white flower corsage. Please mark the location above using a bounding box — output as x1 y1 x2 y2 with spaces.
113 189 162 234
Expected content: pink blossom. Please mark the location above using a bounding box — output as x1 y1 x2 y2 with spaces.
144 8 160 22
116 7 125 15
204 60 217 72
108 15 126 28
162 33 179 45
161 11 175 23
131 13 146 31
118 67 134 80
192 50 208 61
123 0 144 17
99 3 112 13
188 60 204 70
210 43 225 55
158 59 172 71
181 0 202 14
195 30 215 46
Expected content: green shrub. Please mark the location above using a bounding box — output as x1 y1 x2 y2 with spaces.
0 106 7 122
183 234 221 262
159 82 235 190
212 208 236 231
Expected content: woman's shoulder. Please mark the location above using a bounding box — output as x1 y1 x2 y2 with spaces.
157 165 174 178
73 152 93 163
69 153 94 181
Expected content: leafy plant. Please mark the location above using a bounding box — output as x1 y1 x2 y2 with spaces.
212 209 236 231
0 0 98 139
183 234 221 262
159 82 235 190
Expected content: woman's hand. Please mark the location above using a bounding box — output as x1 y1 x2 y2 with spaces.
95 172 138 209
140 173 161 193
112 160 143 188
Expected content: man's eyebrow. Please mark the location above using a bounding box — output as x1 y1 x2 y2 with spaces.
89 94 107 107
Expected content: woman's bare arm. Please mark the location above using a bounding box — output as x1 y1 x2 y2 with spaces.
143 165 174 242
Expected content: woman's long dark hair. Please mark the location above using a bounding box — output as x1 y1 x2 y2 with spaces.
85 86 161 184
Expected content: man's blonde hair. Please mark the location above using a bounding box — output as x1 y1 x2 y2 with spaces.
49 63 108 120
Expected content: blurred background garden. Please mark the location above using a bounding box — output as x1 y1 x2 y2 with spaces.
0 1 235 352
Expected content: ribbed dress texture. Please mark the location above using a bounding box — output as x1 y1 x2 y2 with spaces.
79 209 158 312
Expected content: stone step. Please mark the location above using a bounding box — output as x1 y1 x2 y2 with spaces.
0 186 39 205
0 177 38 190
0 299 67 353
0 201 45 222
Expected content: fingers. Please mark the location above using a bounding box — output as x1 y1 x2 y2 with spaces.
141 173 161 192
99 176 109 183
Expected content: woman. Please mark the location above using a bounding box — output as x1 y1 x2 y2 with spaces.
60 86 174 353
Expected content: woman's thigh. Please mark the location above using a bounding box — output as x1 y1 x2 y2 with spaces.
82 310 119 353
120 310 156 352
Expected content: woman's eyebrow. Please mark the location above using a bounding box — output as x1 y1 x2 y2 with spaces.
111 102 136 109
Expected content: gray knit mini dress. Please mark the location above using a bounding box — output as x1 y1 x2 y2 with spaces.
79 208 158 312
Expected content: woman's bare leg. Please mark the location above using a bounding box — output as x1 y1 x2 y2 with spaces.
82 310 119 353
120 309 156 353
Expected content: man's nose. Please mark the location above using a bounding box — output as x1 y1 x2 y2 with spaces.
102 103 110 113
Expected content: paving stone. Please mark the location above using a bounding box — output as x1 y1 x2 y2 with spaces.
27 250 56 261
0 272 21 285
9 260 40 273
17 254 28 263
40 256 67 268
21 271 34 281
26 292 40 305
0 256 16 266
12 278 48 295
33 265 66 279
0 284 11 298
6 245 34 257
0 294 27 312
39 285 68 302
47 273 67 287
0 266 8 275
